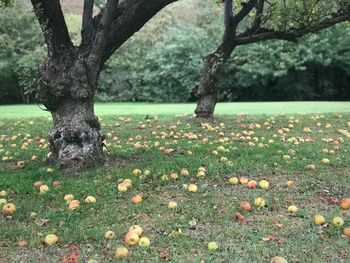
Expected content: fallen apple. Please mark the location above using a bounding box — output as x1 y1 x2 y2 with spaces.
240 201 251 212
207 241 218 251
229 177 239 185
168 201 178 209
239 177 248 185
254 198 265 208
39 185 49 194
44 234 58 246
2 203 16 216
124 231 139 245
343 227 350 237
313 215 325 225
138 237 151 248
104 230 115 240
332 217 344 227
34 181 42 190
129 225 143 236
85 196 96 203
69 200 80 211
247 180 258 189
115 247 129 258
187 184 198 193
118 183 128 192
64 194 74 202
132 194 142 204
259 180 269 189
0 198 7 206
340 198 350 210
287 205 298 213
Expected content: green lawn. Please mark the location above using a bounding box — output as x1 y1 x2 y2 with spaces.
0 108 350 262
0 101 349 118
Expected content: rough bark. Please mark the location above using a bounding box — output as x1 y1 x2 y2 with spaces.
195 44 235 118
40 52 103 172
30 0 177 172
195 0 237 118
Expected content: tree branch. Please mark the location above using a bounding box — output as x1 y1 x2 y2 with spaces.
81 0 95 50
100 0 177 64
232 0 257 28
223 0 234 42
31 0 73 57
234 12 350 45
89 0 119 67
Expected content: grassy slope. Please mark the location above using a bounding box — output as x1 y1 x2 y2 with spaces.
0 110 349 262
0 101 350 119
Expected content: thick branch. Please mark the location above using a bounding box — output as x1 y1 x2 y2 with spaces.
232 0 257 28
223 0 234 43
31 0 73 56
234 12 350 45
81 0 95 49
100 0 177 64
89 0 119 67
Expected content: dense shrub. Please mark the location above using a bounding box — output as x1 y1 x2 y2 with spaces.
1 0 350 104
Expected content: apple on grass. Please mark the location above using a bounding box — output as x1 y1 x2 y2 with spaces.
313 215 325 225
259 180 269 189
138 237 151 248
332 217 344 227
2 203 16 216
340 198 350 210
85 196 96 203
115 247 129 258
124 231 139 245
129 225 143 236
44 234 58 246
168 201 178 209
132 194 142 204
207 242 218 251
104 230 115 240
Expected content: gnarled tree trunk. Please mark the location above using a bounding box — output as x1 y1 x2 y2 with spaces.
195 45 235 118
41 54 104 172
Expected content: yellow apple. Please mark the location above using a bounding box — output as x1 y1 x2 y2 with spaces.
123 179 132 188
321 158 330 164
118 183 128 192
0 190 7 197
44 234 58 246
104 230 115 240
254 198 265 208
138 237 151 248
64 194 74 202
180 168 189 177
132 168 142 176
288 205 298 213
313 215 325 225
168 201 178 209
207 241 218 251
85 196 96 203
129 225 143 236
332 217 344 227
0 198 7 206
115 247 129 258
187 184 198 193
2 203 16 216
39 185 49 194
259 180 269 189
229 177 239 185
286 181 293 187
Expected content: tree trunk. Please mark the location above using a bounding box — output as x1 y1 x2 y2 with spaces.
195 45 235 118
40 54 104 172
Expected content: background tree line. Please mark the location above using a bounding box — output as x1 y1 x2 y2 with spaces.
1 0 350 105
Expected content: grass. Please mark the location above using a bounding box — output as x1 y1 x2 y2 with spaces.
0 101 350 119
0 107 350 262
